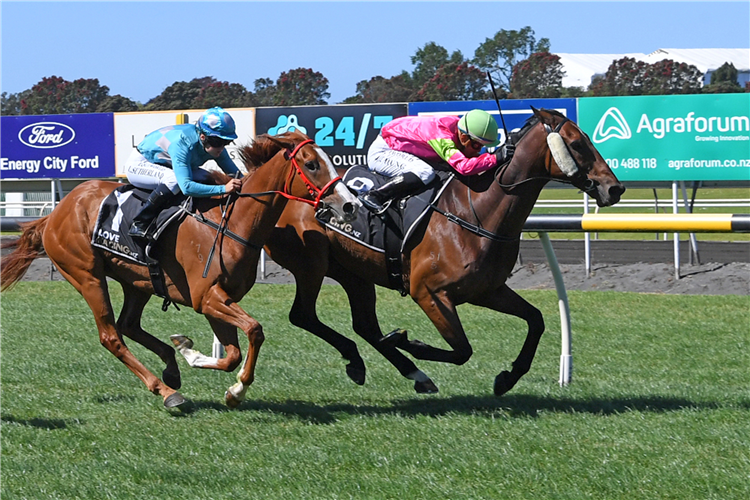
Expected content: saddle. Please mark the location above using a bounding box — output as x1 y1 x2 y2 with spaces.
92 185 190 309
315 165 453 295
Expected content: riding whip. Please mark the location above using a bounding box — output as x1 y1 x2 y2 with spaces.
486 71 510 144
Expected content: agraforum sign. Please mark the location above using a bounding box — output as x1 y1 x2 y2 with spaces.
578 94 750 182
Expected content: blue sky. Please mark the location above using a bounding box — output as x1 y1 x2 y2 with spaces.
2 1 748 105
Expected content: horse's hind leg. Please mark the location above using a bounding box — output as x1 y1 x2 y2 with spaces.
470 284 545 396
51 262 184 408
117 284 182 390
286 266 366 385
328 263 437 393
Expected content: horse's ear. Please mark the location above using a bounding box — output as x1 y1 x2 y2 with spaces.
266 134 295 155
530 106 540 115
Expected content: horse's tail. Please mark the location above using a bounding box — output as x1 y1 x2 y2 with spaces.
1 216 50 292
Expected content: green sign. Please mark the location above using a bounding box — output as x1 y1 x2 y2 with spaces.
578 94 750 181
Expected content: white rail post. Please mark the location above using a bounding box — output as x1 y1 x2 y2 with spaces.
539 232 573 386
583 192 591 276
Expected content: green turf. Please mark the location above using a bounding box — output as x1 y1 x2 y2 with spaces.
1 282 749 499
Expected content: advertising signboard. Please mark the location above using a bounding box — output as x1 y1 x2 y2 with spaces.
578 94 750 182
1 113 115 179
254 104 408 168
113 108 256 177
408 99 578 144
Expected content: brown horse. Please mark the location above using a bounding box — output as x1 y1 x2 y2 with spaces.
259 108 625 395
0 131 359 409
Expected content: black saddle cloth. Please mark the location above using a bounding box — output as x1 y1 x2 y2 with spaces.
91 185 188 265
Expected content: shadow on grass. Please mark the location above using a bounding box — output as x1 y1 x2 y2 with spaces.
173 394 750 423
1 414 79 429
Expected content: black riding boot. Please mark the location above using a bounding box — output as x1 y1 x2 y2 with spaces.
360 172 424 214
128 184 176 239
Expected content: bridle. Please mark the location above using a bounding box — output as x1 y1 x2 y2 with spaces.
237 138 343 210
494 117 594 193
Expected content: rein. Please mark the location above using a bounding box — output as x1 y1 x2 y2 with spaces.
432 115 591 243
191 138 342 278
495 117 574 191
234 139 342 209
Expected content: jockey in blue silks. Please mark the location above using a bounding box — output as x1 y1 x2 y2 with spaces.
124 106 243 238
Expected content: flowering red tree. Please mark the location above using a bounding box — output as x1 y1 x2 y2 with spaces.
414 63 489 102
273 68 330 106
19 76 111 114
510 52 564 98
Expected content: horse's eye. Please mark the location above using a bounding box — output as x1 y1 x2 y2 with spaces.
305 160 319 171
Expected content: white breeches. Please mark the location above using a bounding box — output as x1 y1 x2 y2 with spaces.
124 149 213 194
366 136 433 184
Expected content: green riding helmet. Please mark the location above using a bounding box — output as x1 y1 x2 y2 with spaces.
457 109 500 147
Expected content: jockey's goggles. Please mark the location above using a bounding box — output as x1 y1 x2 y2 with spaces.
204 136 233 148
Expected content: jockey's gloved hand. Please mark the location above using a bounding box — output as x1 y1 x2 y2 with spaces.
494 142 515 164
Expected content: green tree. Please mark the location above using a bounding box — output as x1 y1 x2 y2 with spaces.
343 73 415 104
273 68 330 106
193 81 251 109
414 62 489 102
702 62 744 93
473 27 550 92
1 90 31 115
96 94 140 112
251 78 276 106
510 52 564 98
144 77 212 110
411 42 465 87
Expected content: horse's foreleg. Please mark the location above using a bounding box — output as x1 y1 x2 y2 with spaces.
471 284 545 396
199 285 263 408
117 284 182 390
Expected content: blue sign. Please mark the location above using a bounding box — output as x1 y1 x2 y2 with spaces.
255 104 408 168
1 113 116 179
408 99 578 143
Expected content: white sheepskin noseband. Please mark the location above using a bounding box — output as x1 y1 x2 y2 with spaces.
546 132 578 177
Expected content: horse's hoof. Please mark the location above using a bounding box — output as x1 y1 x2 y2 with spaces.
346 361 366 386
380 329 408 349
415 379 439 394
164 392 186 409
225 390 242 409
494 371 515 396
162 369 182 390
170 334 194 350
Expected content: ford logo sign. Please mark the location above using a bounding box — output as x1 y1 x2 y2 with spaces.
18 122 76 149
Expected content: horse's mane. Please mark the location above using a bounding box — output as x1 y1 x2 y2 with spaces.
201 136 278 186
510 108 567 144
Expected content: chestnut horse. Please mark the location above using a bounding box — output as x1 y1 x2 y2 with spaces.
259 108 625 395
1 131 359 409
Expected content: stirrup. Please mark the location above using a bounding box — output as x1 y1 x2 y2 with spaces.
360 194 390 215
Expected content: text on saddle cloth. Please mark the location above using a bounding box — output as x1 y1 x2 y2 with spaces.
91 185 188 266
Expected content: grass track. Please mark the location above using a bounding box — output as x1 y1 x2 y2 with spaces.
1 282 749 499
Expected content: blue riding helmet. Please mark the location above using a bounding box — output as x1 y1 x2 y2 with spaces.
197 107 238 141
